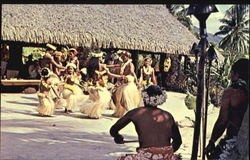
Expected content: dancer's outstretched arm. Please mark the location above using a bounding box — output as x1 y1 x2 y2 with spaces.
106 68 126 80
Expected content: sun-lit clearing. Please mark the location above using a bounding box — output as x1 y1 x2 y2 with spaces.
19 138 68 144
1 113 36 120
73 138 107 144
1 127 45 134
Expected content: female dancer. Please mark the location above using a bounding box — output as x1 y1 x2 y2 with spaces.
60 63 85 113
109 50 141 118
106 68 141 118
138 57 157 88
37 67 60 116
79 52 112 119
66 48 80 72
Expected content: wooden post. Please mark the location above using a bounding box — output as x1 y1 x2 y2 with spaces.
202 60 212 160
191 19 208 160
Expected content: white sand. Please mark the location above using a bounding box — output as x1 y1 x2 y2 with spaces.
1 92 220 160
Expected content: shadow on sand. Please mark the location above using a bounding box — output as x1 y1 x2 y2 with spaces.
6 101 38 107
55 110 115 121
1 118 137 160
21 96 39 101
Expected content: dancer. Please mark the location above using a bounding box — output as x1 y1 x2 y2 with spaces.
51 51 64 78
37 67 60 116
40 44 66 73
66 48 80 72
138 57 157 88
111 50 141 118
60 63 85 113
106 68 141 118
79 51 111 119
119 50 138 83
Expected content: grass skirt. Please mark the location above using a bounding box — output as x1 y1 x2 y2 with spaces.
37 92 55 116
79 86 111 118
112 76 141 118
59 84 87 111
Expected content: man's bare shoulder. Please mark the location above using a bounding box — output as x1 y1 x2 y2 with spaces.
224 87 248 97
129 107 173 117
223 88 234 97
222 87 248 107
127 107 145 114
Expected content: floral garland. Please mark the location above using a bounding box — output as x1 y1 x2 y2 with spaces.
143 66 152 75
141 89 167 106
120 59 132 75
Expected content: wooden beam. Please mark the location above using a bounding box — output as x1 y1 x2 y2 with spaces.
1 79 40 86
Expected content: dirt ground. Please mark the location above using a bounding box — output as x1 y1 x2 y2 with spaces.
1 92 220 160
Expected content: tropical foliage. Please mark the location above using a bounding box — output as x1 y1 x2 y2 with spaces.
184 91 196 112
166 4 199 38
215 5 249 56
166 4 249 108
22 47 45 64
209 48 248 106
183 59 198 95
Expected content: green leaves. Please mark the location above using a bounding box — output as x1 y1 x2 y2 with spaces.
215 5 249 55
185 91 196 111
183 60 198 95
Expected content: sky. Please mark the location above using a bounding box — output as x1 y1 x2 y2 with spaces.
188 5 233 34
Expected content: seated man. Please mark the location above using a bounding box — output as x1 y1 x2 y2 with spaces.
205 58 249 159
110 85 182 160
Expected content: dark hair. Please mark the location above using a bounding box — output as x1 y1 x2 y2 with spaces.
87 57 99 80
144 85 163 97
46 48 54 52
232 58 249 83
41 68 49 77
28 54 33 59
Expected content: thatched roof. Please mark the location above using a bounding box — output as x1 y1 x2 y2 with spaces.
2 4 198 54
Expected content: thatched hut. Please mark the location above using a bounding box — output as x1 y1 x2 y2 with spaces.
2 4 197 53
2 4 198 87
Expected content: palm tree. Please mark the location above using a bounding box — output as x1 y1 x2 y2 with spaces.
166 5 183 16
215 5 249 55
166 5 199 38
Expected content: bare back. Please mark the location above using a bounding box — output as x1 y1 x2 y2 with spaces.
130 107 175 148
225 87 248 137
110 106 182 151
210 86 249 143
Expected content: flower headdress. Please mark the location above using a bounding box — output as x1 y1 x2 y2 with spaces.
120 50 131 58
66 63 77 70
55 51 62 57
46 44 57 51
141 85 167 107
89 51 105 58
68 48 78 55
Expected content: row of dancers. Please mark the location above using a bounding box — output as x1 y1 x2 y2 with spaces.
37 46 158 119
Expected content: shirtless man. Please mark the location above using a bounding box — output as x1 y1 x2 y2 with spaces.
205 58 249 159
110 85 182 160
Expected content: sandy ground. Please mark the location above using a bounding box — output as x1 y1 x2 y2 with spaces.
1 92 220 160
